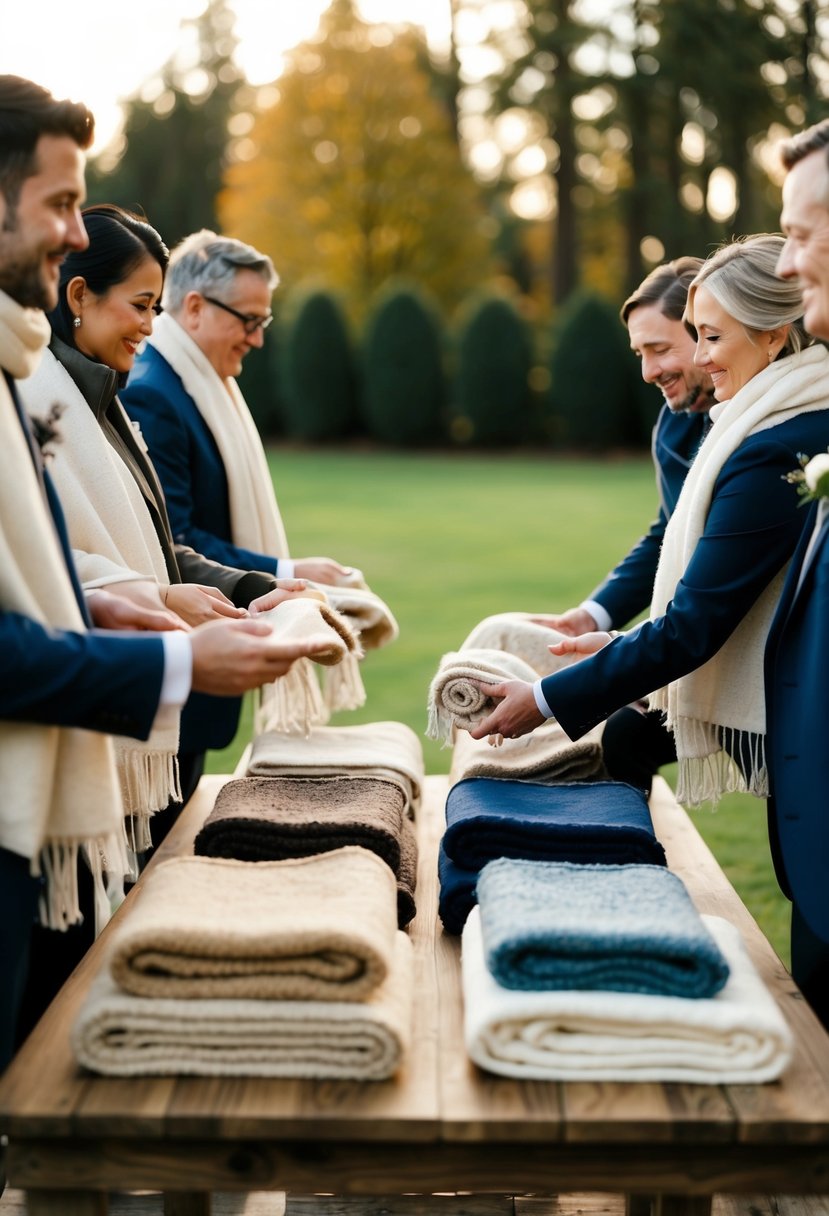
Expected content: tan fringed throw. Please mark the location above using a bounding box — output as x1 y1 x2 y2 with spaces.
650 345 829 806
254 598 364 735
426 649 541 744
21 349 181 837
108 848 399 1002
0 291 126 929
449 716 605 787
72 929 413 1079
461 612 583 677
247 720 425 817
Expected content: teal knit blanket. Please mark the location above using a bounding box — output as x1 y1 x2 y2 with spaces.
476 858 730 999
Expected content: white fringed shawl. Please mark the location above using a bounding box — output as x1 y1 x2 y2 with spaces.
650 345 829 805
0 292 126 928
21 349 181 839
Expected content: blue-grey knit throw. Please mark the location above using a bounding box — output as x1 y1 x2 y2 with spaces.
476 858 730 999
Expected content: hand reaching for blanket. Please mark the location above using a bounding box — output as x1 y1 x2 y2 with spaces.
467 679 546 742
528 607 600 635
165 583 248 626
547 630 612 658
247 578 326 615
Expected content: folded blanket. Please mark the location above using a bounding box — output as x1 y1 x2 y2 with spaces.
461 612 583 678
73 929 413 1079
319 582 399 652
246 721 424 817
476 858 730 998
462 908 792 1083
442 778 667 871
194 775 417 928
449 717 605 787
426 649 540 744
108 850 398 1002
397 814 418 928
437 841 478 936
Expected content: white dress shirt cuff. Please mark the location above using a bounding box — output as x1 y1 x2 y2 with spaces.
159 631 193 708
533 679 555 719
580 599 613 632
276 557 295 578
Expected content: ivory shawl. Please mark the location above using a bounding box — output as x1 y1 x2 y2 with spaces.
650 345 829 805
21 349 181 834
0 291 126 928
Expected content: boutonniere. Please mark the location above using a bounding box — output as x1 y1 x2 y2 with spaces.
783 450 829 504
30 401 65 462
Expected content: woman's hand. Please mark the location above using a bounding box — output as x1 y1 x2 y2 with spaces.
247 578 328 615
86 586 186 633
163 583 247 627
467 679 546 742
293 556 357 586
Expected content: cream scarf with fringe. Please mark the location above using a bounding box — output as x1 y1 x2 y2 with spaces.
21 348 181 841
650 344 829 806
0 291 126 928
146 313 365 729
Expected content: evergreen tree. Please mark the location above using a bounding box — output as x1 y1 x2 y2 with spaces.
279 285 358 441
451 293 534 446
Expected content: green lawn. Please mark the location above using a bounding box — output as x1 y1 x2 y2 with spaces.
206 446 791 965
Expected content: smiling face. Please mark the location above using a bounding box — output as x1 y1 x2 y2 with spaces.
182 267 271 379
778 148 829 342
72 254 163 374
691 285 785 402
0 134 87 311
627 303 713 413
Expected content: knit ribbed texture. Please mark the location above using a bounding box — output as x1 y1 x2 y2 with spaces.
449 716 605 787
426 649 540 744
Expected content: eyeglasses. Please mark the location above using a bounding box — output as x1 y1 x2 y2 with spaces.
203 295 273 334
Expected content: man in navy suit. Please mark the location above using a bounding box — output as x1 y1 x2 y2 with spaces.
533 259 714 789
767 117 829 1029
0 76 322 1067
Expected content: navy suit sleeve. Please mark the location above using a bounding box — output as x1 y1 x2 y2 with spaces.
1 611 164 740
589 506 666 628
541 431 814 740
121 381 278 576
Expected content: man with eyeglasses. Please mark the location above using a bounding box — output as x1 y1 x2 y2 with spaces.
122 229 353 588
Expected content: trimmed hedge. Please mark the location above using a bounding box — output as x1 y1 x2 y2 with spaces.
279 286 358 441
451 293 534 446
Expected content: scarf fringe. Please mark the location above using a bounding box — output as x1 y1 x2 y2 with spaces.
323 651 366 713
35 827 129 933
426 701 453 747
255 658 330 737
669 719 769 808
117 749 181 820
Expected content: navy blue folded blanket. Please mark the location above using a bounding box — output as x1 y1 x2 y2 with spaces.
442 778 667 871
438 842 478 936
476 858 730 999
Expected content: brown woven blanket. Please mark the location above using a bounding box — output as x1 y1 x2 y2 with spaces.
194 775 418 927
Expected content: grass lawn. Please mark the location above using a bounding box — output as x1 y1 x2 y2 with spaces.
206 445 792 966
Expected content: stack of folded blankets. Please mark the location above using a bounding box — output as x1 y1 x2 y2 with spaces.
73 848 413 1078
461 857 792 1084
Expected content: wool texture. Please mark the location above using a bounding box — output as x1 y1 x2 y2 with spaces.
246 720 425 818
108 849 398 1002
72 929 413 1079
449 716 605 787
426 649 540 744
650 344 829 805
21 347 181 832
460 612 583 677
0 291 126 929
476 858 730 998
194 775 418 927
461 908 792 1083
437 843 478 937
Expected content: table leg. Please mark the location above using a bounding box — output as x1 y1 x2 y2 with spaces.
163 1193 212 1216
626 1199 653 1216
26 1192 108 1215
653 1198 711 1216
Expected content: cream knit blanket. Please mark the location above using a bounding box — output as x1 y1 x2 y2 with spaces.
449 717 605 787
462 908 792 1083
247 721 425 816
427 649 540 744
461 612 583 677
108 848 398 1002
650 345 829 805
72 929 413 1078
255 598 364 734
0 292 126 928
21 349 181 833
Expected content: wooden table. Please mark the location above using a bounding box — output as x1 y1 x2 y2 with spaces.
2 775 829 1216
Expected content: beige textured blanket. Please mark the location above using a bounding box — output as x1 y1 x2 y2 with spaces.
72 929 413 1079
246 721 425 816
426 648 540 744
449 717 605 787
461 612 582 678
108 849 398 1002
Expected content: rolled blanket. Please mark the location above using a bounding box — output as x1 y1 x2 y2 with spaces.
437 841 478 937
194 775 417 929
72 930 413 1079
426 649 540 744
449 717 605 787
319 581 399 652
462 908 792 1083
107 849 398 1003
246 721 424 818
442 778 667 871
476 858 729 998
461 612 582 678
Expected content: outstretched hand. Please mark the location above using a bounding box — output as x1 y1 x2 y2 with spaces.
529 606 599 635
189 617 336 696
548 630 612 658
87 587 187 633
467 679 545 742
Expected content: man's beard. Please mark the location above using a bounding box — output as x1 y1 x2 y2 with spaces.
0 250 54 311
677 382 716 413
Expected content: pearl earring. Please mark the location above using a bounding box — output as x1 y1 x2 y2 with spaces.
73 315 81 329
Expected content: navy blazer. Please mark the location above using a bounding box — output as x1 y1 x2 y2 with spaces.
590 405 709 628
765 498 829 942
122 345 279 576
541 409 829 742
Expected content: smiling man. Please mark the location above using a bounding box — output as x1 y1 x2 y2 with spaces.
764 117 829 1031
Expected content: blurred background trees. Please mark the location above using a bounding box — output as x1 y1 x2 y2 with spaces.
89 0 829 448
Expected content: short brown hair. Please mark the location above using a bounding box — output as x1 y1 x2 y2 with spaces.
0 75 94 212
621 256 704 327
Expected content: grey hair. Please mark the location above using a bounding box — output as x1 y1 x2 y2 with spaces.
685 234 810 356
162 229 278 313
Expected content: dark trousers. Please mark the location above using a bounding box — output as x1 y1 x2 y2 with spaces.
601 705 677 794
0 847 41 1070
791 904 829 1031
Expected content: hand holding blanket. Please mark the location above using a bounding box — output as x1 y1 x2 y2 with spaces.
449 717 605 787
427 649 540 744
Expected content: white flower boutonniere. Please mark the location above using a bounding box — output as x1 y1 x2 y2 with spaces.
784 450 829 504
